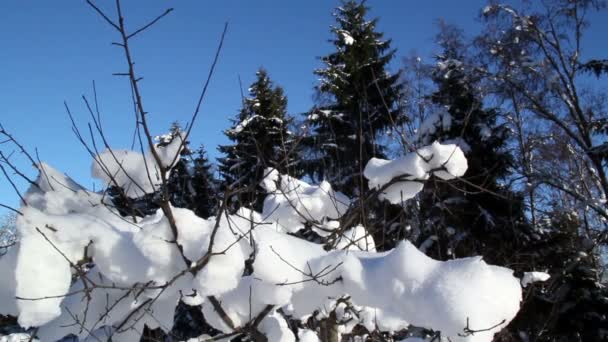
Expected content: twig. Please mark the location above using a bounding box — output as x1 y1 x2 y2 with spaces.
127 8 174 39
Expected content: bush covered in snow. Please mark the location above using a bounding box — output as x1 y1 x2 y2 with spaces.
7 0 606 340
0 139 525 342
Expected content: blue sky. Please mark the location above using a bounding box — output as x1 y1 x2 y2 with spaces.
0 0 606 214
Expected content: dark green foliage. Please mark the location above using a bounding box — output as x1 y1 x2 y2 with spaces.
415 46 528 263
169 301 222 341
588 116 608 165
499 211 608 342
168 145 218 218
0 315 18 337
218 68 298 212
106 185 159 217
303 0 404 198
582 59 608 77
190 148 219 218
414 35 608 342
365 200 409 251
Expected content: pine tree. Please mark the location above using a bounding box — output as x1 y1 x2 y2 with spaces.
303 0 404 198
218 68 297 212
415 37 528 263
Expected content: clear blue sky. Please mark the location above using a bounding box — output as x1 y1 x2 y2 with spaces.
0 0 606 214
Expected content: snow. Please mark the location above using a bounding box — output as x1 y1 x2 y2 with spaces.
443 137 471 154
0 139 522 342
260 168 350 234
437 58 463 71
336 224 376 251
364 142 467 204
0 242 19 317
0 333 36 342
417 142 468 180
205 226 521 341
258 311 295 342
476 123 492 140
340 31 355 45
91 131 184 197
231 115 260 134
15 222 72 327
398 338 426 342
416 111 452 144
307 113 319 121
298 329 320 342
521 271 550 287
191 212 250 297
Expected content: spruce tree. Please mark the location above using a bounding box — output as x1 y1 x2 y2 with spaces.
415 41 528 263
504 209 608 341
189 146 219 218
167 144 218 218
304 0 404 198
218 68 297 212
166 123 193 210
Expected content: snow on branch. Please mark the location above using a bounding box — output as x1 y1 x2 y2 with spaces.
364 141 467 204
0 141 520 342
91 131 185 197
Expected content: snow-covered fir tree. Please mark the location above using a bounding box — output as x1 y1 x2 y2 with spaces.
303 0 404 198
189 147 219 218
415 38 528 264
218 68 298 212
166 124 194 208
168 144 218 219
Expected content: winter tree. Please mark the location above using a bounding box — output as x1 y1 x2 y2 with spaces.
167 140 219 220
218 68 298 212
0 1 579 341
478 0 608 233
476 0 608 340
505 208 608 341
189 147 219 219
303 0 404 198
414 26 528 264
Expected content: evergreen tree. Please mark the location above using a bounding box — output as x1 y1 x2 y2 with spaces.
218 68 298 212
189 147 219 218
167 144 218 218
412 23 608 341
304 0 404 198
502 210 608 342
166 123 193 209
415 38 528 263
